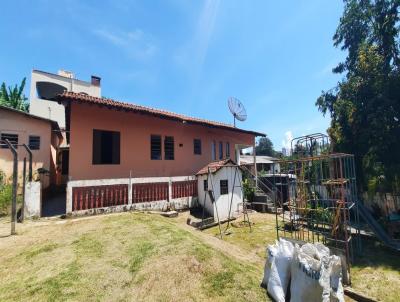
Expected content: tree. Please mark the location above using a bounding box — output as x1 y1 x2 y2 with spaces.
0 78 29 112
316 0 400 192
255 137 276 156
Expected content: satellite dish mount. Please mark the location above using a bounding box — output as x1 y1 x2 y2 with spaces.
228 97 247 127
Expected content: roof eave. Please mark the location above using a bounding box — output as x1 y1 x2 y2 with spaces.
56 94 266 137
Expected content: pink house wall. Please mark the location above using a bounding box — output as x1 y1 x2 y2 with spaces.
69 102 255 180
0 108 55 188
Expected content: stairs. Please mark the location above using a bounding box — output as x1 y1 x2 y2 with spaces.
242 166 282 214
252 189 281 214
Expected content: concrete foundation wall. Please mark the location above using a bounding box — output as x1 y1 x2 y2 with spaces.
24 181 41 218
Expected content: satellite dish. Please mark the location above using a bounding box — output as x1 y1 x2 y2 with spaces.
228 97 247 127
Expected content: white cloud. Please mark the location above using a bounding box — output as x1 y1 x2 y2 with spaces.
93 28 156 60
175 0 220 76
281 130 294 152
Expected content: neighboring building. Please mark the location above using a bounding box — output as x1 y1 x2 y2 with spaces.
0 105 62 189
239 155 280 174
196 159 243 221
28 69 101 186
56 92 265 181
29 69 101 128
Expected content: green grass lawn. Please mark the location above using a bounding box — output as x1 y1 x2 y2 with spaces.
204 212 400 302
0 212 266 302
1 211 399 301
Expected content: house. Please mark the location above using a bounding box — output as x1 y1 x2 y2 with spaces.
51 91 265 215
55 91 265 181
196 159 243 221
0 105 62 189
17 69 265 216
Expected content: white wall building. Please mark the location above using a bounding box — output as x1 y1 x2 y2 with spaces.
29 69 101 128
197 159 243 221
239 155 280 174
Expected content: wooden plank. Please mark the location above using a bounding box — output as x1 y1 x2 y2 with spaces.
344 287 377 302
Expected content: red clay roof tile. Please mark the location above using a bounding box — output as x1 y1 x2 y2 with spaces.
56 92 265 137
196 159 239 175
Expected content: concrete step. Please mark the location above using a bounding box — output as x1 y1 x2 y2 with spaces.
254 194 269 203
267 207 283 214
188 216 215 228
160 211 178 218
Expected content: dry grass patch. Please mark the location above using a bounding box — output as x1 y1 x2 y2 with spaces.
351 238 400 301
203 212 400 302
0 212 266 302
203 212 277 258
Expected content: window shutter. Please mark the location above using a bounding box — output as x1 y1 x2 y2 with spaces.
164 136 174 160
112 131 120 164
151 135 162 160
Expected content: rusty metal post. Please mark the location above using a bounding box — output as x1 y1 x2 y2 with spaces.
5 139 18 235
22 144 32 181
21 157 26 222
253 138 257 188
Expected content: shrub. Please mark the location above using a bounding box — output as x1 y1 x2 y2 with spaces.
242 178 255 202
0 169 5 190
0 184 13 216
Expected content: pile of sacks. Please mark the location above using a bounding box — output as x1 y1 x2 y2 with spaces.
261 239 344 302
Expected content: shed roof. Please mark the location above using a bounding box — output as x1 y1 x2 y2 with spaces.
56 92 266 137
239 155 278 165
196 159 239 175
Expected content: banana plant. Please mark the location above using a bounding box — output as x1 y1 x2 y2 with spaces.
0 78 29 112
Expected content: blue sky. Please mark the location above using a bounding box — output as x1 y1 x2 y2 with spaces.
0 0 345 150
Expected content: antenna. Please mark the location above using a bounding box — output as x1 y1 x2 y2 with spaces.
228 97 247 127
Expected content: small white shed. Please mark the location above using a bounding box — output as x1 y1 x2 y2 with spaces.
196 159 243 221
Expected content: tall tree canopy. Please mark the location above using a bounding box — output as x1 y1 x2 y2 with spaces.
255 137 276 156
316 0 400 192
0 78 29 112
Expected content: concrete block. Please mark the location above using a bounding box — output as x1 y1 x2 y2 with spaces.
24 181 41 218
160 211 178 218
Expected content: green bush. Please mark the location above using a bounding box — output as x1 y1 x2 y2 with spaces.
0 169 5 190
242 178 255 202
0 169 18 216
0 184 13 216
306 205 333 224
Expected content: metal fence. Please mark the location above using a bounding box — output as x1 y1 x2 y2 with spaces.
67 177 198 214
271 134 361 272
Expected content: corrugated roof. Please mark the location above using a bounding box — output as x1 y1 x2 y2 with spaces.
239 155 278 165
56 92 266 137
196 159 238 175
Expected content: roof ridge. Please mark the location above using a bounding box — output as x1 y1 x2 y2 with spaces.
61 91 233 127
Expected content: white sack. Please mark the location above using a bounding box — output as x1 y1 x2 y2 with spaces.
290 243 331 302
261 244 277 289
329 255 345 302
290 243 345 302
261 238 294 302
